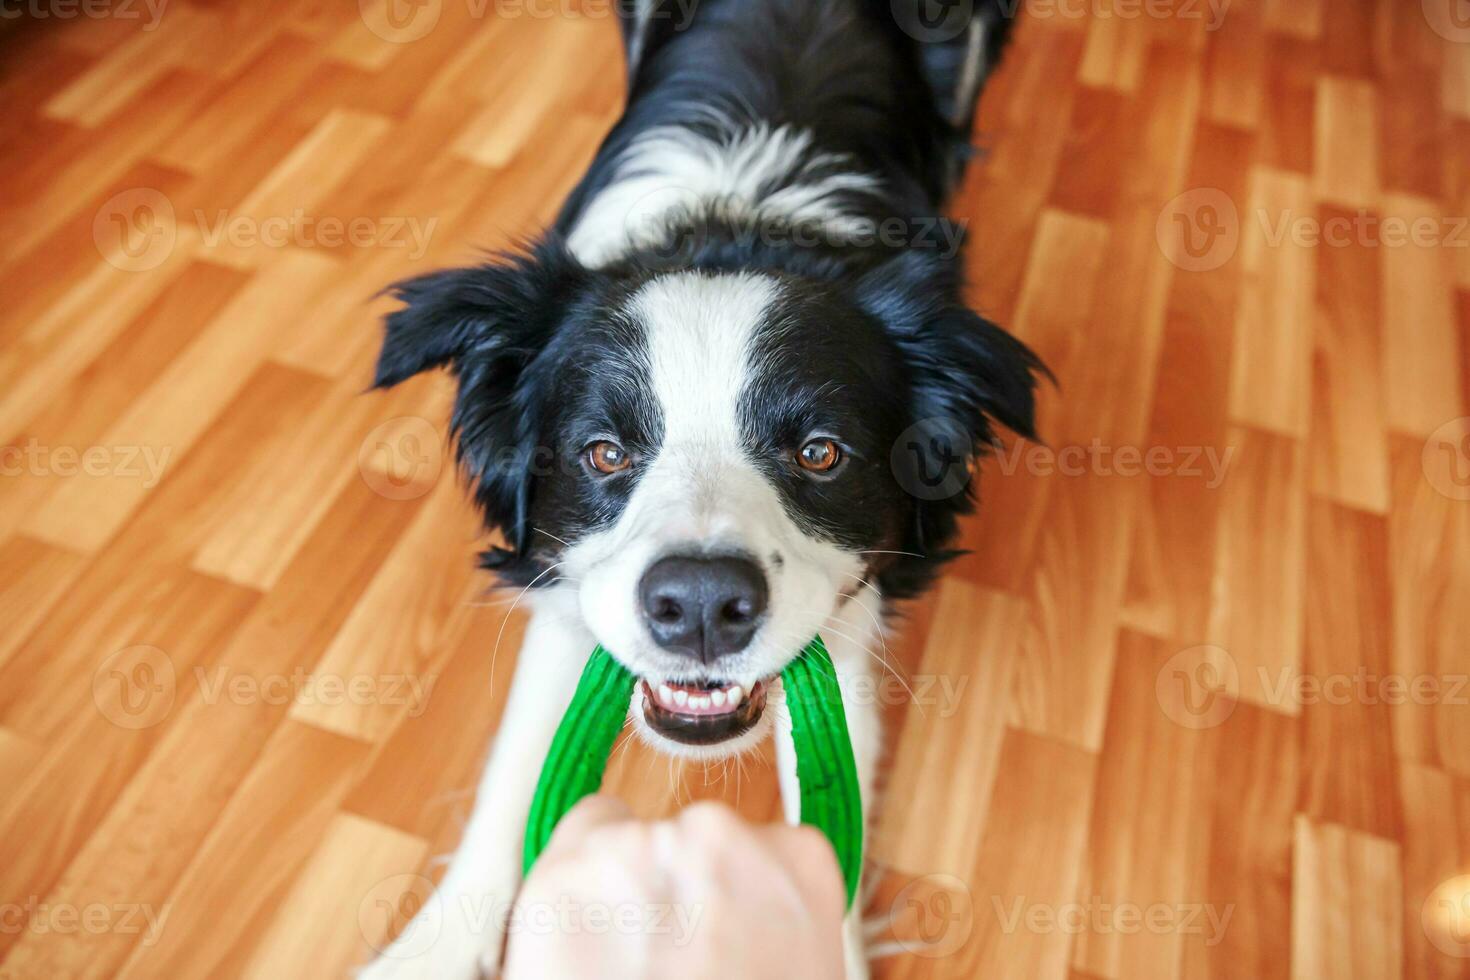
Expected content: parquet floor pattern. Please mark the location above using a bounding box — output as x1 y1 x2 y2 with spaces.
1 1 1468 977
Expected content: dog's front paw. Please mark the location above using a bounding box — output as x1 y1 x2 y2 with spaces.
358 882 509 980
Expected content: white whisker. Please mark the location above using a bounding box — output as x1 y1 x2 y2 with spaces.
488 561 565 690
532 526 573 548
841 570 883 599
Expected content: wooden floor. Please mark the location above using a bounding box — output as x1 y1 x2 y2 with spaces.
1 1 1468 977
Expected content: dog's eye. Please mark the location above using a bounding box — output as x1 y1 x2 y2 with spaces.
585 440 631 475
796 438 843 473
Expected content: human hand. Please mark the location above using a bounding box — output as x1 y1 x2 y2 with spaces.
502 795 846 979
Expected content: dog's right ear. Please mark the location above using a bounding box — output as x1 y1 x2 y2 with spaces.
372 239 588 572
373 240 584 389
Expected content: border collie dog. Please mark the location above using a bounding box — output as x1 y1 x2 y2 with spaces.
364 1 1039 976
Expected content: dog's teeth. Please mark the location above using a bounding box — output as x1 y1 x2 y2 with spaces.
693 695 710 709
711 689 726 708
658 684 674 706
727 685 743 705
674 690 689 707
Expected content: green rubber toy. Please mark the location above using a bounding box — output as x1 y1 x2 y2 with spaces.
522 635 863 908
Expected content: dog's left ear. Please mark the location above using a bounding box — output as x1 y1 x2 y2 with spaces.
854 248 1046 448
372 239 587 571
854 247 1049 592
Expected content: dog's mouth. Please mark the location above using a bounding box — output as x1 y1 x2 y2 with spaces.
640 677 770 745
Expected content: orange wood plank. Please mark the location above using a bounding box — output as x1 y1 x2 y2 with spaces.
112 721 372 979
1008 470 1139 752
1386 435 1470 778
1182 701 1298 980
0 260 250 544
0 537 86 673
1228 168 1315 437
875 580 1028 877
1070 630 1219 980
1291 816 1403 980
1120 119 1248 642
1398 763 1470 980
287 477 484 742
0 475 421 979
20 251 343 551
1381 192 1465 436
1266 0 1324 40
242 814 429 979
1205 426 1306 711
0 569 257 963
41 5 212 127
1298 498 1405 838
1315 77 1381 207
343 601 526 842
1308 203 1390 512
945 729 1096 979
1260 37 1318 175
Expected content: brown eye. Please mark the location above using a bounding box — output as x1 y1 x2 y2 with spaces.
796 438 842 473
586 441 631 474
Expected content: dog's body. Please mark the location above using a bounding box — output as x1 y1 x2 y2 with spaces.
363 2 1039 976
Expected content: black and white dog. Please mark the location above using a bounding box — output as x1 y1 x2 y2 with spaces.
364 1 1039 976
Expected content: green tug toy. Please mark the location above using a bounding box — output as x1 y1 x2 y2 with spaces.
522 635 863 908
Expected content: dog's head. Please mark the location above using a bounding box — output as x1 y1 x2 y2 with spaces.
374 237 1042 756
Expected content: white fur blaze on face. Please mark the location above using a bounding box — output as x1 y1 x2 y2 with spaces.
560 271 863 755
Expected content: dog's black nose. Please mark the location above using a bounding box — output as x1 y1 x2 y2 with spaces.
639 555 768 663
